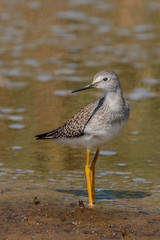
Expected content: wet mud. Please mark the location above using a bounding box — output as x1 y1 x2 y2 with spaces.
1 191 160 240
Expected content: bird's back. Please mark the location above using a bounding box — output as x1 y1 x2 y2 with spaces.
35 98 103 140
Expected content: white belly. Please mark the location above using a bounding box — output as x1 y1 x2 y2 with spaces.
53 121 126 150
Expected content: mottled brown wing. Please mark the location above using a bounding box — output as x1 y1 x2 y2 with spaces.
35 99 101 140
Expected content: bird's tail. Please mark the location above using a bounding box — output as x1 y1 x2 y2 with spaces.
35 132 48 140
35 128 59 140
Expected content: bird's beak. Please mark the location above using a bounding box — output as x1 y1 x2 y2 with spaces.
72 83 95 93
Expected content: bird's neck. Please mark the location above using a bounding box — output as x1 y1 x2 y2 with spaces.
104 88 125 111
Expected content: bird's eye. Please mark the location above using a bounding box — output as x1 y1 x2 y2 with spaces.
103 77 108 81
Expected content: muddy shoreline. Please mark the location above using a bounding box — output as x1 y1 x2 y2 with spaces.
1 190 160 240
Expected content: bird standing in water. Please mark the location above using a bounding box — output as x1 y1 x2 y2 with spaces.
35 70 130 207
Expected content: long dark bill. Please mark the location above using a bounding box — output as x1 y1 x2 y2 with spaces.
71 83 94 93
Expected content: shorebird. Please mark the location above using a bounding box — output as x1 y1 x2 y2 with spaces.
35 70 130 206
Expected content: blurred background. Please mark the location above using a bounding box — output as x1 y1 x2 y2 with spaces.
0 0 160 205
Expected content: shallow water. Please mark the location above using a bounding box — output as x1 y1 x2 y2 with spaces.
0 0 160 208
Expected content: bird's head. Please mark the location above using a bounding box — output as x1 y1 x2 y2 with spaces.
72 70 121 94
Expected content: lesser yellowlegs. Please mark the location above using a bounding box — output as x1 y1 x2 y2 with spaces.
35 70 130 206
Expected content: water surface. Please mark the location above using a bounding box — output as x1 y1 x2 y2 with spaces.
0 0 160 209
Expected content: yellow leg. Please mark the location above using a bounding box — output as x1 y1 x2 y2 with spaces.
85 149 100 207
85 149 93 206
90 149 100 204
